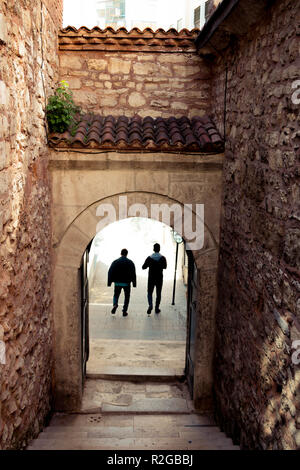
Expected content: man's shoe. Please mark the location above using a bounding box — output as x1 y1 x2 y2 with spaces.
122 311 128 317
147 307 152 315
111 305 118 314
155 308 161 314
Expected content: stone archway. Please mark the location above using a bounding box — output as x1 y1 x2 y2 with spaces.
52 191 220 411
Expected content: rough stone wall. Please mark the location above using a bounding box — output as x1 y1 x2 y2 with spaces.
210 0 300 450
0 0 61 449
59 50 212 118
43 0 63 29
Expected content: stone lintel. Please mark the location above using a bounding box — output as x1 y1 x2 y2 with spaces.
50 149 224 169
49 151 224 170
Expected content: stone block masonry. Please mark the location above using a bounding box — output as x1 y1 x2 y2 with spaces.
0 0 62 450
207 0 300 450
43 0 63 28
58 28 212 118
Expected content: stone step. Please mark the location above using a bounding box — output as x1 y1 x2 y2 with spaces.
99 397 190 414
27 436 239 451
39 425 225 439
86 366 185 382
49 412 215 427
26 377 240 451
80 393 192 414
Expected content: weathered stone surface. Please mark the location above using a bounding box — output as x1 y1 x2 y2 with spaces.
175 65 207 77
283 229 300 268
133 62 156 75
0 13 8 44
0 80 8 105
64 77 81 89
0 0 61 451
60 54 82 70
128 92 146 107
0 169 9 195
171 101 188 110
100 95 118 107
87 59 107 71
58 50 211 117
108 58 131 74
0 142 9 170
211 0 299 451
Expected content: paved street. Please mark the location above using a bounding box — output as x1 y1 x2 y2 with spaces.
87 260 187 375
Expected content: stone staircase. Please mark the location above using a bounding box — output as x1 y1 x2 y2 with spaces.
27 378 239 450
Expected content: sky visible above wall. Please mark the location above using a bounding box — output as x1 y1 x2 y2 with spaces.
63 0 205 30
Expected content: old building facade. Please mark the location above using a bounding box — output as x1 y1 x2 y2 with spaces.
0 0 299 450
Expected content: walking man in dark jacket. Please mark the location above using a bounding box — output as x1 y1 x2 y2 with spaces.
108 248 136 317
142 243 167 315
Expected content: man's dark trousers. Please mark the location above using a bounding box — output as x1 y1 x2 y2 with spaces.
113 284 131 312
147 277 163 310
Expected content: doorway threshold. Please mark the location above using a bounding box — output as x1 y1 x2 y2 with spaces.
81 377 192 416
86 366 185 383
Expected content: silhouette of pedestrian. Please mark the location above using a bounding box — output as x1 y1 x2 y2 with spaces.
142 243 167 315
108 248 136 317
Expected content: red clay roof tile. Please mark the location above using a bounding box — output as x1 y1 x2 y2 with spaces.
59 26 200 52
49 114 224 153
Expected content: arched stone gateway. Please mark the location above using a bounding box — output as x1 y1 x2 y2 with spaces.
50 150 224 411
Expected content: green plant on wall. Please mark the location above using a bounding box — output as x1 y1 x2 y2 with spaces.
46 80 81 133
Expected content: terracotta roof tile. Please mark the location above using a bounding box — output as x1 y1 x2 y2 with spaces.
49 114 224 153
59 26 200 52
116 131 128 142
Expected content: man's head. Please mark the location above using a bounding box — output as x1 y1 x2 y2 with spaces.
153 243 160 253
121 248 128 257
